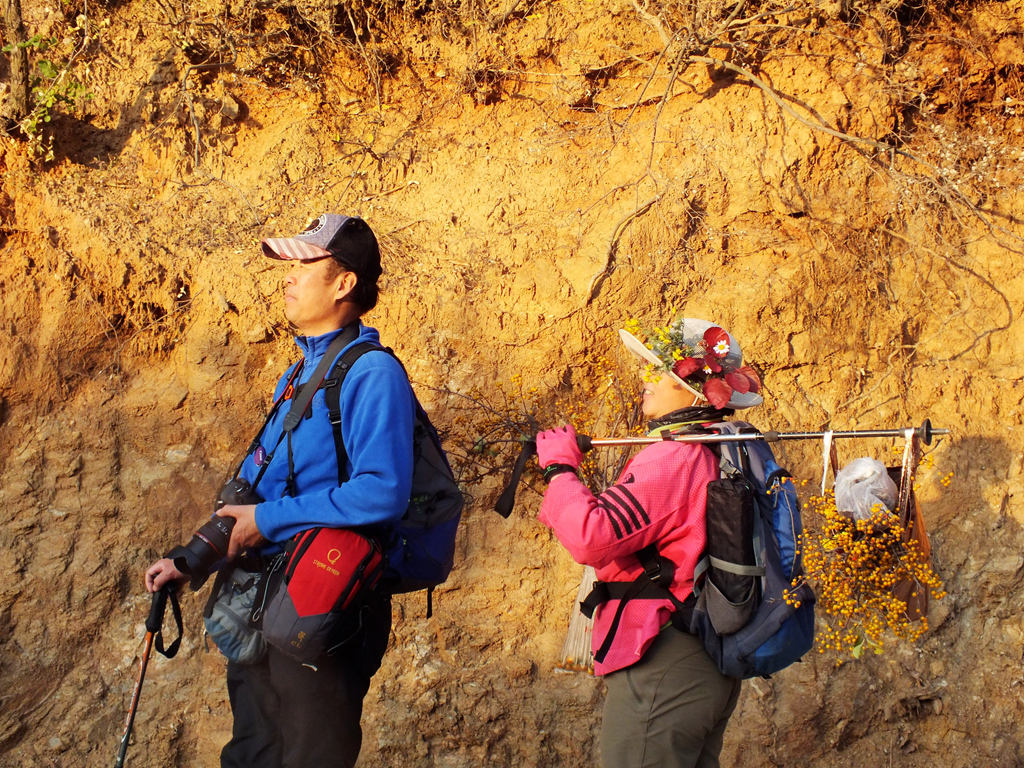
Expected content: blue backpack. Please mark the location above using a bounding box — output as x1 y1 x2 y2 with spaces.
322 342 464 614
689 421 815 678
582 421 814 678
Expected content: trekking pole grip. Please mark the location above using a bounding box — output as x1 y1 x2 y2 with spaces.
145 588 168 634
576 433 594 453
494 437 537 518
150 586 183 659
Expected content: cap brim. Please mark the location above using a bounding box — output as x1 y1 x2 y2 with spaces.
261 238 331 261
618 329 664 369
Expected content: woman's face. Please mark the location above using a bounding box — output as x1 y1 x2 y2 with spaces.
640 373 701 419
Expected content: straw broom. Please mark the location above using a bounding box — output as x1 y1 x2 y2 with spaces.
557 565 597 673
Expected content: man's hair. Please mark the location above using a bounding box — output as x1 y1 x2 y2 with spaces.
324 217 381 313
325 257 380 313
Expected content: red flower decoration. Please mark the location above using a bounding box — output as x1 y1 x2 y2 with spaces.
725 367 761 395
735 365 761 393
672 357 702 379
703 326 731 358
725 371 751 393
703 378 734 409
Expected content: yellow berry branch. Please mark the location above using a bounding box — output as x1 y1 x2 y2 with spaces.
792 491 946 659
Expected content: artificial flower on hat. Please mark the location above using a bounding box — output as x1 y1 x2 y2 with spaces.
620 317 763 410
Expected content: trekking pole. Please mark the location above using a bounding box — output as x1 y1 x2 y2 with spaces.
115 586 183 768
494 420 948 517
584 419 948 449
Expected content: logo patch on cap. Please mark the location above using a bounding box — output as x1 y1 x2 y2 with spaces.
301 215 328 236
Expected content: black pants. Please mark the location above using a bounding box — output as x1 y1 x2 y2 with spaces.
220 595 392 768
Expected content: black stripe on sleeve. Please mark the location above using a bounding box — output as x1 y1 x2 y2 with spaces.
602 487 641 531
597 500 627 539
611 484 651 526
604 485 650 530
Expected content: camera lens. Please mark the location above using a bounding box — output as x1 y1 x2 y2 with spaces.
165 478 262 588
194 515 234 559
168 515 235 582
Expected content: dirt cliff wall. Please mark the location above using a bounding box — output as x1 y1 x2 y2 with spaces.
1 1 1022 765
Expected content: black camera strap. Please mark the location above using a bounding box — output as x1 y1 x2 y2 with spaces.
248 324 361 493
236 363 305 480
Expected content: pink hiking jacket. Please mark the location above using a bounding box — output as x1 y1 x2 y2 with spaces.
539 439 717 675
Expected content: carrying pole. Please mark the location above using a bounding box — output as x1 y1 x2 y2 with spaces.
495 420 948 518
115 586 182 768
585 419 948 449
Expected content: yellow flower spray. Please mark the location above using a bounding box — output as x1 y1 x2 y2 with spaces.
792 491 946 658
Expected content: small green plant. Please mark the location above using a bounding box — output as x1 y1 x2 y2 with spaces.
2 16 99 161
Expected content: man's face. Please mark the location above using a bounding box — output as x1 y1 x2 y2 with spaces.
283 257 355 336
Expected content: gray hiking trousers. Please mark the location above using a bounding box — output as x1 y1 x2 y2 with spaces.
600 628 741 768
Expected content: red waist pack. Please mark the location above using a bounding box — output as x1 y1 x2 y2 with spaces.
260 527 384 665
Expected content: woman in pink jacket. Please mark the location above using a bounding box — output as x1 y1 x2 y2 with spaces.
535 318 763 768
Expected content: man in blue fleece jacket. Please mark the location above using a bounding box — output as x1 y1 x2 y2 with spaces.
145 214 414 768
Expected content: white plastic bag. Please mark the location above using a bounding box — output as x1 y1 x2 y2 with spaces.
834 457 898 521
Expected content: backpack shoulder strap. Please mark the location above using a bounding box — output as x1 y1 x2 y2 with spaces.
281 325 360 434
706 421 746 477
322 340 389 486
247 326 360 494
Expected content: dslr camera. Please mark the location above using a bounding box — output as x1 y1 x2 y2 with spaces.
166 477 263 588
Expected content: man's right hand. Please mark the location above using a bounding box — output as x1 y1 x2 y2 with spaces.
145 558 187 593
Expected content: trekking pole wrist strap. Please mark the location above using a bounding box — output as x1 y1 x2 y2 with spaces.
494 438 537 518
149 586 183 659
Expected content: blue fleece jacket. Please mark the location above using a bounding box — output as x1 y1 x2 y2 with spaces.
241 322 415 545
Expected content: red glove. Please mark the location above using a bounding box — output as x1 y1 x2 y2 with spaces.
535 425 583 469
